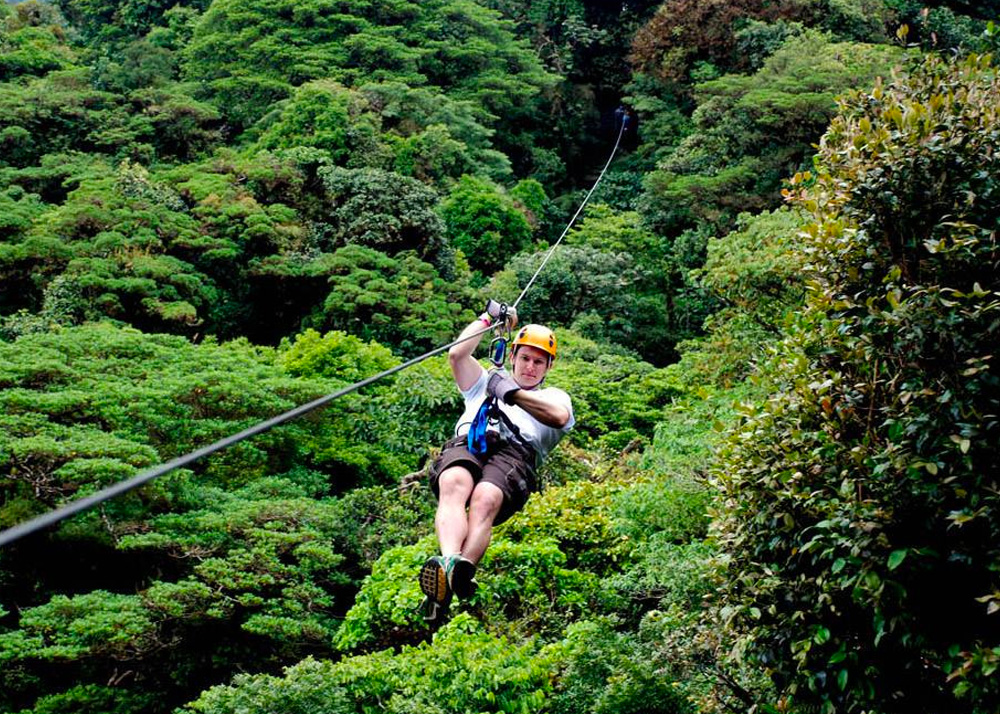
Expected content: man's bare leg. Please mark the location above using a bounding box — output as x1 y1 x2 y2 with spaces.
435 465 475 556
460 481 504 564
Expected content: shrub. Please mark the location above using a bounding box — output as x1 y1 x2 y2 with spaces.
612 477 711 545
335 534 619 650
545 618 699 714
712 53 1000 712
191 614 554 714
497 479 632 573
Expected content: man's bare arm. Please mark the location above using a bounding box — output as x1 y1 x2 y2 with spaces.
448 318 491 392
450 306 517 392
509 389 571 429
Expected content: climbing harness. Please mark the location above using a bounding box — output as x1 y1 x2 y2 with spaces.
0 118 628 549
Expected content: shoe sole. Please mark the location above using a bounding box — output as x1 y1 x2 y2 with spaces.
419 557 450 603
450 558 477 600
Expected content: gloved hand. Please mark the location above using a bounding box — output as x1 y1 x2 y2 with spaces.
484 298 503 318
483 299 517 329
487 369 520 405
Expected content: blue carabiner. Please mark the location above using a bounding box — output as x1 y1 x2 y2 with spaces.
488 302 511 368
490 337 507 367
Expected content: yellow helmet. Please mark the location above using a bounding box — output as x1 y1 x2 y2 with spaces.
512 324 557 360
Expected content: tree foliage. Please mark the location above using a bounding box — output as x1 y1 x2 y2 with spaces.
440 175 533 275
0 61 220 169
630 0 803 83
182 0 555 134
0 2 76 82
630 0 893 85
316 166 445 258
255 80 512 184
189 613 554 714
712 53 1000 712
304 245 474 357
641 31 904 235
2 1 997 712
696 208 808 328
0 323 451 712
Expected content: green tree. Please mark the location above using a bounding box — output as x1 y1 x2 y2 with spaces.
0 160 222 334
255 80 513 185
551 343 682 450
0 69 127 167
712 53 1000 711
0 184 45 243
360 81 512 182
629 0 804 83
640 31 904 235
0 2 76 81
56 0 209 45
0 62 220 168
181 0 555 134
889 1 1000 51
496 204 693 364
696 208 809 326
0 323 445 712
256 81 381 165
545 616 700 714
316 166 445 259
440 175 532 275
307 245 474 357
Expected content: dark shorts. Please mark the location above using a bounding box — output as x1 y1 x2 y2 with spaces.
429 433 538 525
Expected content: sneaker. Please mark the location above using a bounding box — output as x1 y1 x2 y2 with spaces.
418 556 451 604
448 556 478 600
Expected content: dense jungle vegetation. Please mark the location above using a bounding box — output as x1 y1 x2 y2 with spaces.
1 0 999 711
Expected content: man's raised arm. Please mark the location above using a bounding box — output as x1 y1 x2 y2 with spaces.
448 302 518 392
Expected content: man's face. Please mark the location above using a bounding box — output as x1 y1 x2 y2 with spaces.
510 345 551 389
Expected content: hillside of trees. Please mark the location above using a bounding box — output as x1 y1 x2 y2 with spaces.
1 0 998 712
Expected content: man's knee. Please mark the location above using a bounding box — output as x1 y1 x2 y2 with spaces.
437 465 474 500
469 482 504 521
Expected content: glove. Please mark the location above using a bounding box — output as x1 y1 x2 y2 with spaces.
487 370 520 405
484 298 503 319
483 299 518 329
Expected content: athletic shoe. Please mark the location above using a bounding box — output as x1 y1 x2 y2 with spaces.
448 556 478 600
419 555 451 601
418 555 453 624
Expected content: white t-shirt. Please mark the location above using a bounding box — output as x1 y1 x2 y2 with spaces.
454 366 575 465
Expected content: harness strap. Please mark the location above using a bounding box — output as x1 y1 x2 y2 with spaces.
493 406 533 453
467 396 495 455
466 395 534 456
492 404 543 494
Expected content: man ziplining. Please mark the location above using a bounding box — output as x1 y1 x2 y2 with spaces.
419 300 575 622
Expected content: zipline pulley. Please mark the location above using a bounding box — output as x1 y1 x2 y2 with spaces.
488 302 511 368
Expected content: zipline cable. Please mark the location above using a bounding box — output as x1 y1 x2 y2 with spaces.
0 120 627 549
0 327 493 548
513 120 626 309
